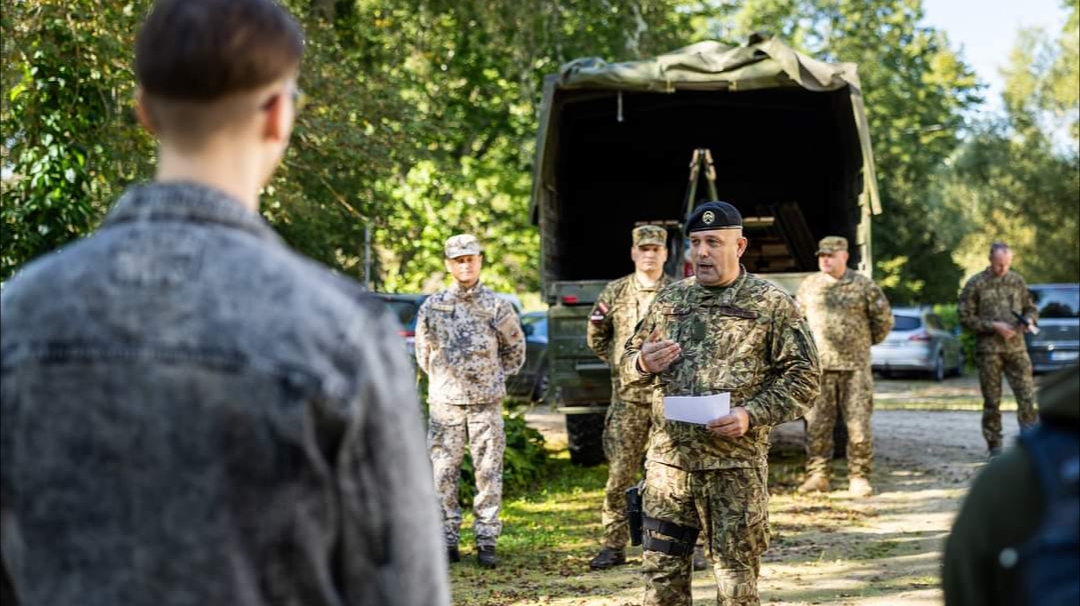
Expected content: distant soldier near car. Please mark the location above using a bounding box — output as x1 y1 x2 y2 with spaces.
623 201 820 605
585 225 673 570
796 235 893 498
958 241 1039 458
415 234 527 568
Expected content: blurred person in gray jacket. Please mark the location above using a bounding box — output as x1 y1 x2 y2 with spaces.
0 1 448 605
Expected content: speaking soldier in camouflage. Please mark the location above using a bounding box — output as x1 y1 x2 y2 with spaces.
623 202 820 606
586 225 672 570
415 234 526 568
795 236 893 497
958 241 1039 457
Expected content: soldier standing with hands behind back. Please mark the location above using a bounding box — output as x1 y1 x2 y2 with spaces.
585 225 672 571
415 234 526 568
796 236 893 498
958 241 1039 458
623 201 820 606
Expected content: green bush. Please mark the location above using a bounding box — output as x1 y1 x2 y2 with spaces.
933 303 975 371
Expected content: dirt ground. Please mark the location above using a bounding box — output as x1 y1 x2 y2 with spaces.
517 375 1032 605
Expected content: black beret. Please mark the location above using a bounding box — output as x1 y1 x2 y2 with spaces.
685 201 742 234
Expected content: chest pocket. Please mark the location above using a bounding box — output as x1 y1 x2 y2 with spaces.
702 305 768 386
659 304 693 342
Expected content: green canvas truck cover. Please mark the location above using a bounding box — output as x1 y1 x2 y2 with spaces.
531 36 880 293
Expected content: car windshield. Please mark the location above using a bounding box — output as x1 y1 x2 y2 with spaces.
893 315 922 331
385 300 420 327
1031 286 1080 319
522 313 547 338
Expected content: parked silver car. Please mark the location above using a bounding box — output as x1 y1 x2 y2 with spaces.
871 307 964 381
1026 283 1080 374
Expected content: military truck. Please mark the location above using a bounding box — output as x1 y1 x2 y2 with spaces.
530 36 882 465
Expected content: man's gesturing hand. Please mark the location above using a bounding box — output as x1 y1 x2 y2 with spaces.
638 327 681 373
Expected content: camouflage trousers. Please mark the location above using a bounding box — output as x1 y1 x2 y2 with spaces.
804 367 874 479
600 396 652 549
642 460 769 606
974 350 1038 449
428 400 505 548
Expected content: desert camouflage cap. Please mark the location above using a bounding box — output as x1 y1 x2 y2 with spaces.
632 225 668 247
816 235 848 255
445 234 482 259
685 201 742 234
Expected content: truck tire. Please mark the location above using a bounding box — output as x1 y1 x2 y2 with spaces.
566 412 606 466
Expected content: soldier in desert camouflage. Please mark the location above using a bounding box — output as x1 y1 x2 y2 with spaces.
415 234 526 568
958 241 1039 458
796 235 893 498
623 201 820 606
585 225 673 571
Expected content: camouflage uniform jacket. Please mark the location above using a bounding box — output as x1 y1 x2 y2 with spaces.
622 271 821 471
416 282 526 404
796 269 894 370
587 273 672 403
959 268 1038 353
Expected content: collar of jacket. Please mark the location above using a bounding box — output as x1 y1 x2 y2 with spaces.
448 281 484 297
103 181 282 244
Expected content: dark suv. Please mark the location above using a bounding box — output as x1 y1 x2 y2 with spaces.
376 293 429 360
1026 283 1080 373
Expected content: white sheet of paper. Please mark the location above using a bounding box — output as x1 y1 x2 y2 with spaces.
662 393 731 425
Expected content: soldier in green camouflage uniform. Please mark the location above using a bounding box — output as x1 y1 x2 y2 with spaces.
796 236 893 497
415 234 527 568
958 242 1039 457
623 202 820 606
586 225 672 570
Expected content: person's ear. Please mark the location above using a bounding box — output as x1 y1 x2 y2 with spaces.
260 91 291 143
134 88 158 134
736 236 748 257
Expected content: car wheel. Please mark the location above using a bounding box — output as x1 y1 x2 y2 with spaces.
566 412 606 466
931 352 945 382
531 363 550 403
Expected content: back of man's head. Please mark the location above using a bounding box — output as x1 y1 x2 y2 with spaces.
135 0 304 147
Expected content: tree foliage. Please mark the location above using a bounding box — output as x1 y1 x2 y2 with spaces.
1 2 153 280
726 0 982 304
2 0 1077 302
936 0 1080 285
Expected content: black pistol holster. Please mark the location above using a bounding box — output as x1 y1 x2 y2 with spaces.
626 481 644 546
642 516 700 557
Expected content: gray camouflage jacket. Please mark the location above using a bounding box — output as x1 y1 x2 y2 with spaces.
623 271 821 470
0 182 449 606
415 282 526 404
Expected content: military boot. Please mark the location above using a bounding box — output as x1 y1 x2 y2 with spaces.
797 474 830 494
588 548 626 570
848 477 873 498
477 545 498 568
447 545 460 563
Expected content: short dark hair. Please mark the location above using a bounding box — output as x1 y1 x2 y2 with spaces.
135 0 304 102
990 241 1011 256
